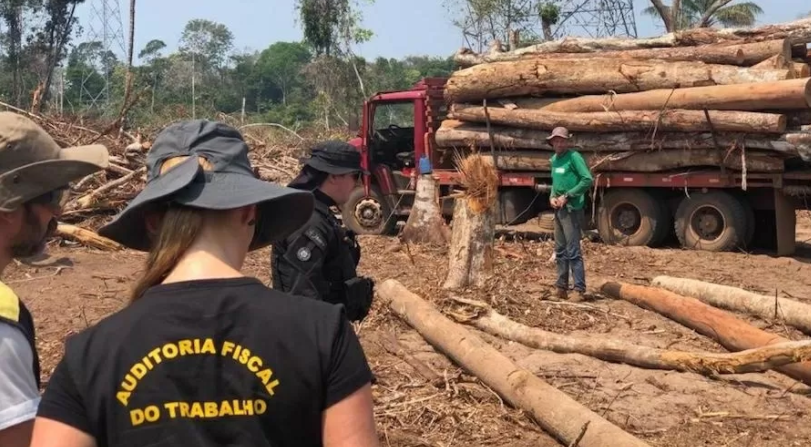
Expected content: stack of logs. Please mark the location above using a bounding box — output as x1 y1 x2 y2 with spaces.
435 18 811 175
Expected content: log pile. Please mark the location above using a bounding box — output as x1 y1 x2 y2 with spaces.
438 18 811 174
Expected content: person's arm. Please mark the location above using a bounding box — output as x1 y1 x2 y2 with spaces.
30 355 95 447
321 309 378 447
0 324 40 447
563 151 593 198
282 224 335 300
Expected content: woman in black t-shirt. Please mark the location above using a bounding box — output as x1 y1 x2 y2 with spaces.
29 120 380 447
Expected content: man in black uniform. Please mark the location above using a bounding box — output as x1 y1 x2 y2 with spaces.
271 141 374 322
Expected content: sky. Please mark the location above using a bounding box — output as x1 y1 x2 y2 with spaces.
72 0 810 64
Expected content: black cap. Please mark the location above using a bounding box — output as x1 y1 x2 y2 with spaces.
97 119 314 252
302 140 368 175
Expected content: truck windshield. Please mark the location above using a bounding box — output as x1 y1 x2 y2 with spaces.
373 102 414 130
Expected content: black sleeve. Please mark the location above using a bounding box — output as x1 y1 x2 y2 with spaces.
323 308 373 409
283 223 335 300
36 356 93 436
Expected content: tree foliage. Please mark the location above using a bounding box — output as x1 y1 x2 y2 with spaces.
645 0 764 32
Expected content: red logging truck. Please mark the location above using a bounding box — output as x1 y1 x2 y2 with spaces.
343 77 811 256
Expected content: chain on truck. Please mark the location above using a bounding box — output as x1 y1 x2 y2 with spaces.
340 77 811 256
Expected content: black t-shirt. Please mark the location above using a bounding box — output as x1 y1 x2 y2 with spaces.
37 277 373 447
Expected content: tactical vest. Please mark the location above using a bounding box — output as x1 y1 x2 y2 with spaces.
0 281 41 389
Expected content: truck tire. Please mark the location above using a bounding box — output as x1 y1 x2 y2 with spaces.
597 188 667 247
674 191 748 252
341 186 397 236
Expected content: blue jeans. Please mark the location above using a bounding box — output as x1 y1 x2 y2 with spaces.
554 207 586 293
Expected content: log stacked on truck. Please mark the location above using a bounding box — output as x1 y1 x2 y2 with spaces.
435 18 811 174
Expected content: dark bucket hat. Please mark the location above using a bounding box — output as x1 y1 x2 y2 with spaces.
301 140 369 175
97 120 314 252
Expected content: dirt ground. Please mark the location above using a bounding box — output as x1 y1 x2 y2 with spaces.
5 212 811 447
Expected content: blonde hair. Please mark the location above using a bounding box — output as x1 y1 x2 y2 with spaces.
130 156 214 301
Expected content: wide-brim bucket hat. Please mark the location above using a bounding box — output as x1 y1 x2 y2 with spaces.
0 112 109 211
97 120 314 252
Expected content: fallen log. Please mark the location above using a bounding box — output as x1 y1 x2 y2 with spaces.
449 104 787 134
56 224 123 251
444 58 792 103
752 54 790 69
379 279 652 447
453 38 791 67
651 276 811 336
458 298 811 375
69 166 146 211
443 154 498 290
792 61 811 77
435 120 811 157
533 78 811 113
598 280 811 386
480 149 784 173
400 174 450 246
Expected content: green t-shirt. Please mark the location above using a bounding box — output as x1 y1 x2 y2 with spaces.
550 148 593 210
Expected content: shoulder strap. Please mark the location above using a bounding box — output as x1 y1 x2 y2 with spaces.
0 281 21 323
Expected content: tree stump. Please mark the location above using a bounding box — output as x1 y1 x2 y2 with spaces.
400 174 450 246
443 153 499 290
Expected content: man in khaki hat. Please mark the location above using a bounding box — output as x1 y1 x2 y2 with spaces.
0 112 108 447
547 126 592 302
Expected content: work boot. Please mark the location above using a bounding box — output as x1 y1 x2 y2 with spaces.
569 290 585 303
554 288 568 301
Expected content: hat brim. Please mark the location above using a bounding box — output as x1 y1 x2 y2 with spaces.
545 134 570 140
98 164 315 251
0 144 109 211
97 156 203 251
305 157 370 175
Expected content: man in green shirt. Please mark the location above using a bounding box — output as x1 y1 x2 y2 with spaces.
548 127 593 302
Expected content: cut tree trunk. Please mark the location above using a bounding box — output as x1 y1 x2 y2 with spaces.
532 78 811 113
454 17 811 59
443 196 495 290
651 276 811 335
449 104 787 134
453 38 791 67
461 298 811 375
752 54 790 69
435 120 811 157
56 224 123 251
444 58 793 103
598 280 811 386
481 149 784 173
400 174 450 246
792 62 811 77
379 279 653 447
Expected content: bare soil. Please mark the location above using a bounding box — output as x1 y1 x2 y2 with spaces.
5 212 811 447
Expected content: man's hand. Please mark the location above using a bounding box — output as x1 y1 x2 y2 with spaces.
549 196 560 209
558 194 569 207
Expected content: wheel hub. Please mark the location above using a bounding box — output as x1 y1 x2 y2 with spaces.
691 206 724 240
611 204 641 235
355 198 383 228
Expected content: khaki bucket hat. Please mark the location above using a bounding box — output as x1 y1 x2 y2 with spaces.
0 112 109 212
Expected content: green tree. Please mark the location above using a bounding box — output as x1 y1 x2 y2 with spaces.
254 41 311 105
443 0 538 52
645 0 763 32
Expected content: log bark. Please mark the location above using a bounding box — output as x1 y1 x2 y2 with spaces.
480 149 784 173
651 276 811 335
443 196 495 290
752 54 790 69
463 299 811 375
598 280 811 386
531 78 811 113
379 279 652 447
435 120 811 157
400 174 450 246
453 38 790 67
445 58 793 103
452 18 811 61
792 62 811 77
56 224 123 251
449 104 787 134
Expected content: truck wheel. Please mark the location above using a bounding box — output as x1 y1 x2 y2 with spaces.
674 191 748 252
341 186 397 236
597 189 667 247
